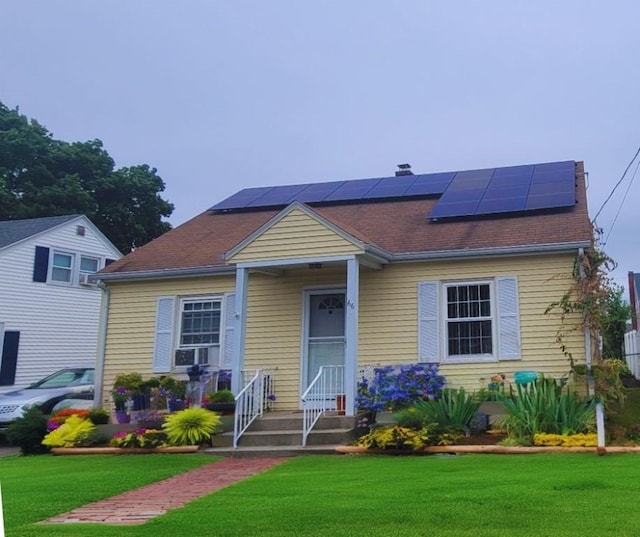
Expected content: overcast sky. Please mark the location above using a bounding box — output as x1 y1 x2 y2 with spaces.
1 1 638 294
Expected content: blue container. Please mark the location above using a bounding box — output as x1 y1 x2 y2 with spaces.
514 371 538 384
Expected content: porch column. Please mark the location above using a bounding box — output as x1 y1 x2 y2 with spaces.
231 267 248 395
345 256 359 416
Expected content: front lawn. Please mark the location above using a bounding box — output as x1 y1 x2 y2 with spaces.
2 453 640 536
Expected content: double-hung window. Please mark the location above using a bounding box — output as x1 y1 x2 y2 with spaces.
79 256 100 279
50 251 74 284
418 277 521 364
445 282 493 359
176 297 222 366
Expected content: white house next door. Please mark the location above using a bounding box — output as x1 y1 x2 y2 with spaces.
304 291 346 390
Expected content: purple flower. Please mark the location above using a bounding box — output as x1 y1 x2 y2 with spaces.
267 394 276 401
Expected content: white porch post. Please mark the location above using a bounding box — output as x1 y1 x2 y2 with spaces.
344 257 359 416
231 267 248 395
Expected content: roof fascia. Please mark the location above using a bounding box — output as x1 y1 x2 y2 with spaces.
93 265 236 282
392 241 592 262
224 201 369 261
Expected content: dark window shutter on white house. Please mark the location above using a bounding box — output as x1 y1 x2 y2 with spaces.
0 331 20 386
153 297 175 373
496 276 521 360
418 281 440 362
33 246 49 282
222 293 236 368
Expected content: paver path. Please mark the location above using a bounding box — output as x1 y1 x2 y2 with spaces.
44 456 288 525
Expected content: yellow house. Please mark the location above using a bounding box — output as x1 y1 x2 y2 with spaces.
95 160 591 423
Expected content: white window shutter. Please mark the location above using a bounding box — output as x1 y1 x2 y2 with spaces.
418 281 440 362
153 297 175 373
222 293 236 368
496 277 521 360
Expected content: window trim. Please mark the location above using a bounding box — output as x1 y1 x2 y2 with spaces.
442 279 498 364
175 295 223 368
49 250 75 286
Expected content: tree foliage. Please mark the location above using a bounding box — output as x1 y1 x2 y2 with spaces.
0 102 174 252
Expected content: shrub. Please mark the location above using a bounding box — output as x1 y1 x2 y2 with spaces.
5 406 49 455
533 433 598 447
162 407 221 446
41 415 97 448
357 363 445 413
206 389 235 403
47 408 91 431
414 388 481 431
110 428 167 448
355 423 461 450
393 407 428 430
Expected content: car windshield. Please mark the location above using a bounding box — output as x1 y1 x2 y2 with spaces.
28 369 93 389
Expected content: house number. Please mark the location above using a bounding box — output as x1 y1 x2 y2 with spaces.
346 299 356 309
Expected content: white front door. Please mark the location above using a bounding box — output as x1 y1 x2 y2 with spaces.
304 291 346 390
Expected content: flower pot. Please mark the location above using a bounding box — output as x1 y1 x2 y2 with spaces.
204 402 236 415
115 411 131 424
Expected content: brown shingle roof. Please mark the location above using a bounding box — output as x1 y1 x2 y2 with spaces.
102 162 592 275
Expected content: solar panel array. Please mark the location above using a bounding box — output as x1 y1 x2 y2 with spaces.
212 161 576 219
427 161 576 219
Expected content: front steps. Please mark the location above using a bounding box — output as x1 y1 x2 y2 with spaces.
204 411 360 457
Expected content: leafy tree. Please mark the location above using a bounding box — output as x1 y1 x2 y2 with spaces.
601 283 632 359
0 102 173 252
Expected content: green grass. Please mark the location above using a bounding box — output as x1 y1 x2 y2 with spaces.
3 453 640 536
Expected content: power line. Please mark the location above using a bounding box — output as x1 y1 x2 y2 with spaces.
603 156 640 245
592 144 640 224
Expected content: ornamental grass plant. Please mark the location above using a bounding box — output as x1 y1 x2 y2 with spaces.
497 377 596 442
162 407 221 445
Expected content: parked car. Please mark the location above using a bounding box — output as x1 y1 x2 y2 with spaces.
0 367 94 430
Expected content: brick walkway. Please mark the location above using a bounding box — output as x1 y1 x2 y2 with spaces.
44 457 289 525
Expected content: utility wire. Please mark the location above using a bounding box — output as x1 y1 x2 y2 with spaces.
592 144 640 224
604 156 640 245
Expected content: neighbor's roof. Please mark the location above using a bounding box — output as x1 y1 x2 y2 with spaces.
101 161 592 277
0 215 82 250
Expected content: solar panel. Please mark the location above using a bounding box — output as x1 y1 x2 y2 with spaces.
212 187 276 210
247 184 308 207
492 164 534 178
291 181 345 203
438 189 485 203
404 172 454 196
428 200 480 219
363 175 415 199
323 178 381 201
482 184 530 200
526 192 575 210
528 181 574 196
476 197 527 214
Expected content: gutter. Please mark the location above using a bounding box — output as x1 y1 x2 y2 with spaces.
94 282 110 411
92 264 236 282
392 241 592 262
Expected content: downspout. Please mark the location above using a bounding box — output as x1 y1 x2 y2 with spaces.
578 247 605 452
94 281 110 410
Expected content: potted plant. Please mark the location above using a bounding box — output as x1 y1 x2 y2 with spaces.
160 376 187 411
203 389 236 414
112 372 143 422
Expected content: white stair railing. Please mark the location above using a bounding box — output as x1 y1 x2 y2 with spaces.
232 369 276 448
233 370 264 448
301 365 344 446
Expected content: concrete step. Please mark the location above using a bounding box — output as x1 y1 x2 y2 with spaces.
247 413 358 432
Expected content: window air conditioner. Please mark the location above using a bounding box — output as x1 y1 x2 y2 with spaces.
79 273 94 286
